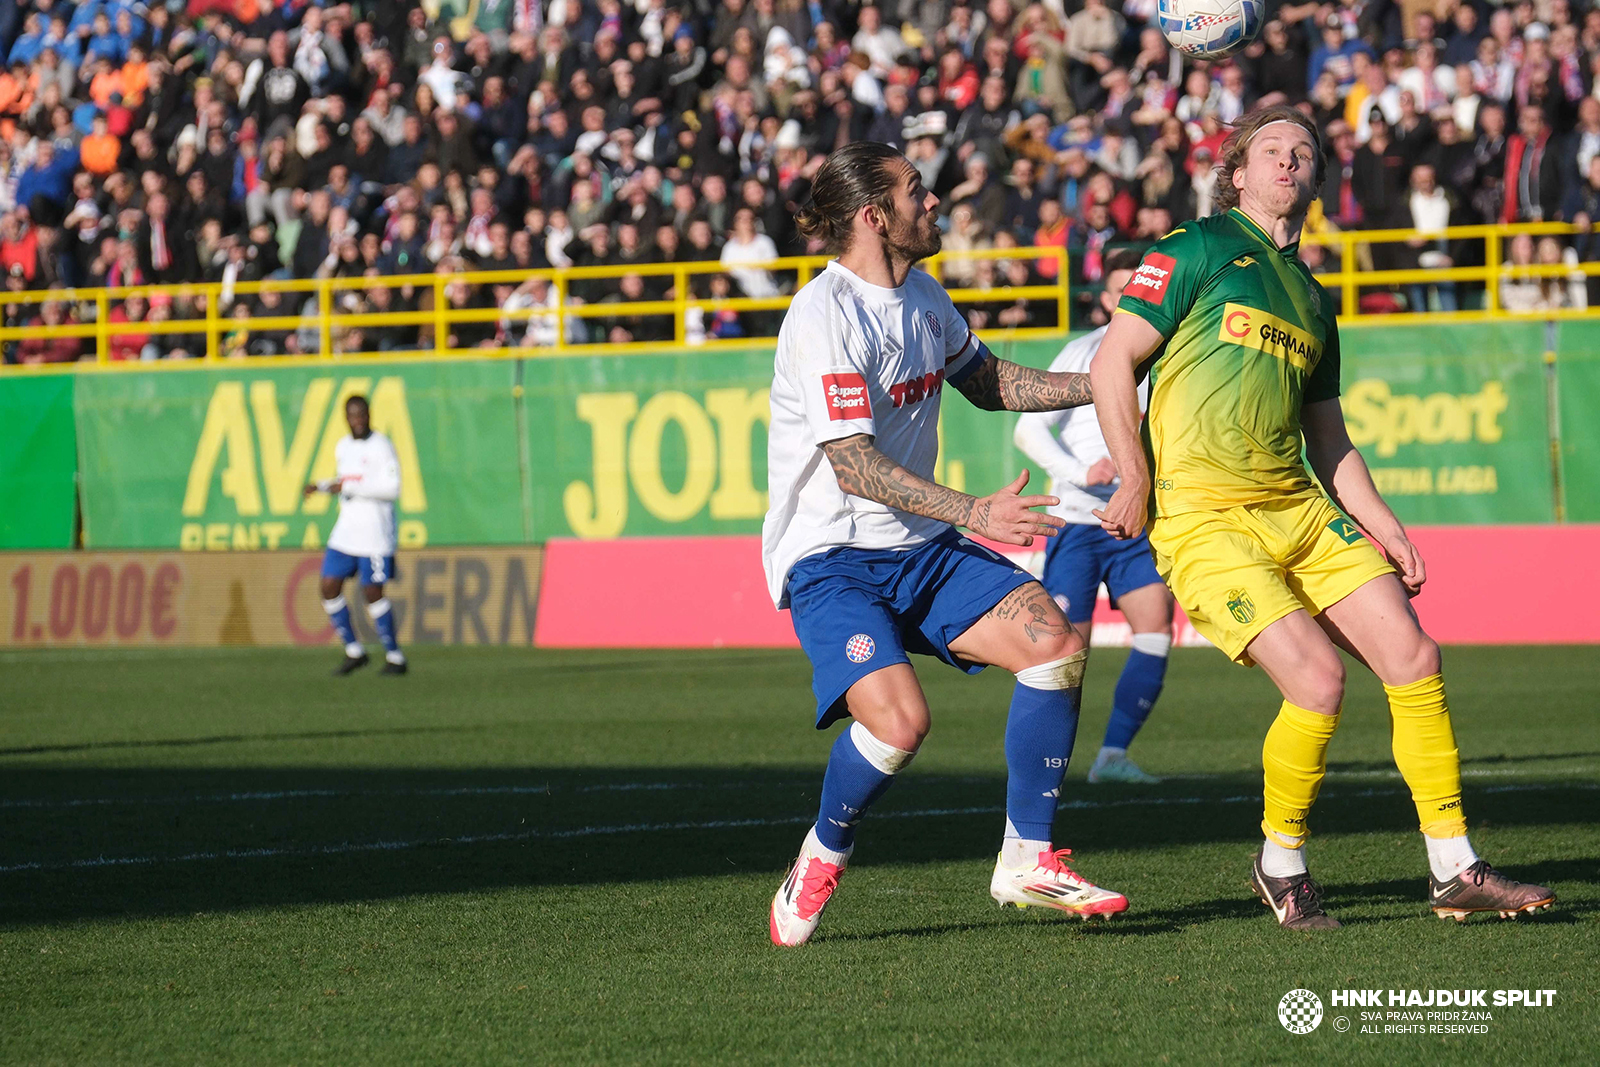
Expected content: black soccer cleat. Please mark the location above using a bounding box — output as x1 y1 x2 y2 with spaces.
333 651 370 676
1251 849 1342 930
380 660 409 675
1430 860 1555 922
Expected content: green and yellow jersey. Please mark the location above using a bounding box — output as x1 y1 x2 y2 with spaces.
1116 207 1340 519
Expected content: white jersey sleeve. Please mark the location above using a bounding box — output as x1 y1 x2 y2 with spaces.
1011 326 1148 525
326 432 401 557
762 263 971 606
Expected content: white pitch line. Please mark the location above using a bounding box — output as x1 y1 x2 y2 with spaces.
0 782 1591 876
2 764 1590 812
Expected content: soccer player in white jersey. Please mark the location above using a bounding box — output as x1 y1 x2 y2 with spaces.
1013 251 1178 785
764 141 1127 947
302 395 407 676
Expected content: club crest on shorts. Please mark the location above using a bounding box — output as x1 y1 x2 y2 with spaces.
845 634 876 663
1226 588 1257 625
925 310 942 337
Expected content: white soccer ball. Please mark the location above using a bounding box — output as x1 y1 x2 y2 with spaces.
1158 0 1265 60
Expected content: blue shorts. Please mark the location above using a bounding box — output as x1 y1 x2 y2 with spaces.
784 528 1036 729
1040 523 1162 624
322 548 397 587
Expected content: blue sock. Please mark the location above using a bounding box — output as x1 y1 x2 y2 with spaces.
323 596 358 649
367 598 401 656
1004 680 1082 841
1104 646 1169 751
814 723 912 853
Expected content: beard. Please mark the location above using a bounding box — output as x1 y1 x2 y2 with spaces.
887 209 942 264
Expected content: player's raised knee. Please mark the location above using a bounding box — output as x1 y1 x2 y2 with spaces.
1299 656 1346 713
862 701 930 753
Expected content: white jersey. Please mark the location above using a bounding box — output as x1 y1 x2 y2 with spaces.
1012 325 1148 525
762 261 984 606
326 431 401 557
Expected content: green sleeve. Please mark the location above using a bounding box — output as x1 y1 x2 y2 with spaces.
1304 317 1342 403
1115 226 1210 339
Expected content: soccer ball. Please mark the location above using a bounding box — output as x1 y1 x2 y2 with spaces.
1158 0 1265 60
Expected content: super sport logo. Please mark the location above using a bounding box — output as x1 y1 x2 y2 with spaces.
1125 253 1176 304
1217 303 1322 370
821 373 871 421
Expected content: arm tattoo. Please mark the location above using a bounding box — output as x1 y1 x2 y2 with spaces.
821 434 979 528
954 357 1094 412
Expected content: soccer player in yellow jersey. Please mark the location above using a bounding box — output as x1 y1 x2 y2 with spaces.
1089 106 1555 929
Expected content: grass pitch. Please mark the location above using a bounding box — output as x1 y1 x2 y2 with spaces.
0 645 1595 1065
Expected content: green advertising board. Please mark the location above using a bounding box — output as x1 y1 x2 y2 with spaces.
0 374 76 549
1554 320 1600 522
1 320 1587 548
73 361 524 550
1337 321 1555 524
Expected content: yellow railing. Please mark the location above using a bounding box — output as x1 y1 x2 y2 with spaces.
5 221 1600 371
1300 220 1596 321
0 246 1070 370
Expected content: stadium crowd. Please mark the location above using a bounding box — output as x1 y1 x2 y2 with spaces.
3 0 1600 362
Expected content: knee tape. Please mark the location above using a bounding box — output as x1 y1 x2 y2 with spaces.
322 596 347 614
1130 632 1172 658
1015 649 1089 690
366 597 392 620
850 721 917 774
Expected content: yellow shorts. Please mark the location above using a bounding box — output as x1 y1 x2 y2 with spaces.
1148 495 1395 665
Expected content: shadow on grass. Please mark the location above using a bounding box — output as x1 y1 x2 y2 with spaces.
0 766 1592 929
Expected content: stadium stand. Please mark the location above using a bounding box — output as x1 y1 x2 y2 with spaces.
3 0 1600 365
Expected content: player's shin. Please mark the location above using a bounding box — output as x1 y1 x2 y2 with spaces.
1386 673 1478 879
323 595 362 657
813 721 916 853
1001 651 1088 868
366 598 404 664
1103 632 1170 751
1260 701 1340 877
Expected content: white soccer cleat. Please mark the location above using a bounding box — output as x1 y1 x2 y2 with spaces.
1087 751 1161 784
769 838 851 947
990 848 1129 919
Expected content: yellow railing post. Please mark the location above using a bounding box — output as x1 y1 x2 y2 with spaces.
1485 230 1502 313
1342 232 1358 319
204 286 219 360
432 275 447 355
95 292 110 364
674 266 687 346
553 273 568 353
318 279 333 357
1057 247 1069 330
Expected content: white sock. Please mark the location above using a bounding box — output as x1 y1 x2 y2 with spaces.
1425 834 1478 882
386 650 406 665
1261 838 1308 878
345 641 365 658
1095 746 1126 763
803 824 851 866
1001 819 1051 870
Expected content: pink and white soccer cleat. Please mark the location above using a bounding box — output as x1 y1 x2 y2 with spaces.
990 848 1129 919
770 837 851 947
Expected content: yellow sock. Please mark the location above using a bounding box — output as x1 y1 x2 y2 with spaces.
1386 673 1467 839
1261 701 1340 849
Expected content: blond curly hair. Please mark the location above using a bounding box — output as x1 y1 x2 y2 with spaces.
1213 106 1326 213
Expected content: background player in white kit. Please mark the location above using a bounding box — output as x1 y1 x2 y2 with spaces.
764 142 1126 947
302 395 408 676
1013 251 1177 785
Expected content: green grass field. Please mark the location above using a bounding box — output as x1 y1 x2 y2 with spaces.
0 645 1595 1065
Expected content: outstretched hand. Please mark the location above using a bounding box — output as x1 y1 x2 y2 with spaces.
967 470 1065 546
1093 480 1147 540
